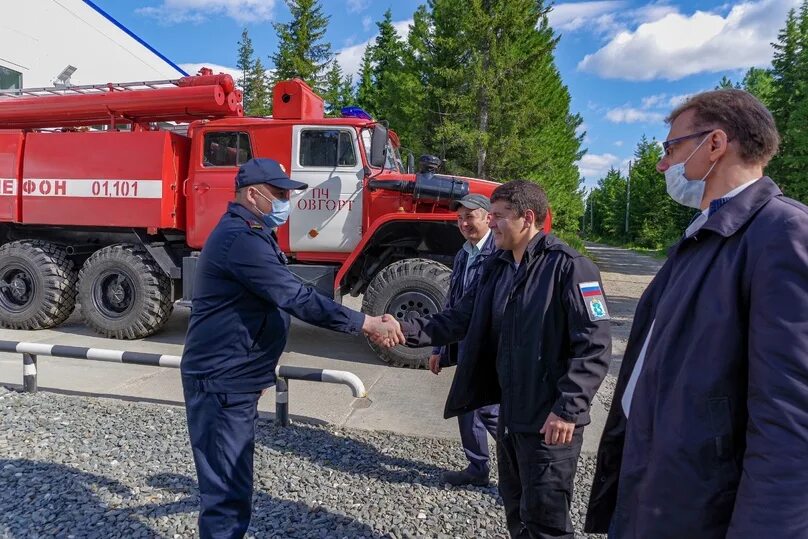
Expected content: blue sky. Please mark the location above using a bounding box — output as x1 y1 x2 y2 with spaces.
92 0 801 189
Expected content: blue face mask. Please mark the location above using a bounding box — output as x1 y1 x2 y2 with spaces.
253 189 290 228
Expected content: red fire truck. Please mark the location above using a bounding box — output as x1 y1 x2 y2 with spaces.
0 70 548 368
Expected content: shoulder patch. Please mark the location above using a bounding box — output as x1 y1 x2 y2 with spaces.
578 281 610 321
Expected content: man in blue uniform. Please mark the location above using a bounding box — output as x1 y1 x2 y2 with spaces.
181 158 402 539
428 194 499 486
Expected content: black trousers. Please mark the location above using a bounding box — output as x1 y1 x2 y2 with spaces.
496 423 583 539
183 379 262 539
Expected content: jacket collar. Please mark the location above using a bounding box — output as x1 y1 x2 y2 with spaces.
228 201 265 230
479 231 496 258
699 176 782 238
494 231 548 265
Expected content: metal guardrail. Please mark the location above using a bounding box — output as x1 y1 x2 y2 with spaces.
0 340 367 426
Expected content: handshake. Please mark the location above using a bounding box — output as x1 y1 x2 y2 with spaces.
362 314 405 348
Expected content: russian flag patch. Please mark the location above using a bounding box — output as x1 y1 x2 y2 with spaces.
578 281 610 321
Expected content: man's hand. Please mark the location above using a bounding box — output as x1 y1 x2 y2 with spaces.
539 412 576 445
363 314 405 348
428 354 442 375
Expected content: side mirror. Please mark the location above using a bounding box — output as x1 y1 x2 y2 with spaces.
369 124 388 168
407 152 415 174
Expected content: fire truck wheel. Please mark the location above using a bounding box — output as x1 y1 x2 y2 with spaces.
77 245 173 340
0 240 77 330
362 258 451 369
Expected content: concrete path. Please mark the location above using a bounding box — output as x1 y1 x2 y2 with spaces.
0 243 663 454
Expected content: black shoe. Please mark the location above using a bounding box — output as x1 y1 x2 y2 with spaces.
440 469 489 486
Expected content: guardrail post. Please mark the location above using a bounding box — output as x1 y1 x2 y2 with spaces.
276 376 289 427
23 353 37 393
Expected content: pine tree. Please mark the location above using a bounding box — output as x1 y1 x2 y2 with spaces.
247 58 271 116
767 3 808 202
363 10 426 154
427 0 585 234
770 9 800 131
270 0 332 90
355 47 376 114
715 75 740 89
236 29 256 113
741 67 775 107
321 60 353 116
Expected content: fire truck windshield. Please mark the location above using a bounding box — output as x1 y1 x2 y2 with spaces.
361 128 405 173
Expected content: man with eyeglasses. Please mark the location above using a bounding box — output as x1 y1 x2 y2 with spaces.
585 90 808 538
180 158 404 538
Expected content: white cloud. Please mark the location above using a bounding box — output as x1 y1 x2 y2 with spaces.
550 1 679 37
577 152 621 182
549 1 625 31
137 0 276 24
640 92 691 109
180 63 243 83
614 140 624 147
362 15 373 32
605 107 665 123
347 0 370 13
335 19 413 78
578 0 801 81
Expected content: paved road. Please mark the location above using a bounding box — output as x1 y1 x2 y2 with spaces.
0 243 663 454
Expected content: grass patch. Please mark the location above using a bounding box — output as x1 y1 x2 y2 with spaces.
555 231 589 256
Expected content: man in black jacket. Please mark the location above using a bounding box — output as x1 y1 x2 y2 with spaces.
398 180 611 538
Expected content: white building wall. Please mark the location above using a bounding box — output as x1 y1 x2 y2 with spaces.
0 0 185 90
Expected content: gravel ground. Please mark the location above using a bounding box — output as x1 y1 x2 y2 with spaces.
0 387 606 539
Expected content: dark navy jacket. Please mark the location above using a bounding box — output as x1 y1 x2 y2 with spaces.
432 232 496 368
404 233 611 429
585 178 808 538
181 202 365 393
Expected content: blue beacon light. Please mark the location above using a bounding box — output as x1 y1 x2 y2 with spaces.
340 106 374 120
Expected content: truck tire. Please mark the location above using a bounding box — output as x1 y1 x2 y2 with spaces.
362 258 451 369
0 240 77 330
77 244 173 339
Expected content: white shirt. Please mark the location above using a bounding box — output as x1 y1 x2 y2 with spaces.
462 230 491 287
622 177 760 418
684 178 760 238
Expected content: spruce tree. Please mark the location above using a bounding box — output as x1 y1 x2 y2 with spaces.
426 0 585 233
767 4 808 202
236 29 256 113
321 60 353 116
355 47 376 114
270 0 332 90
770 9 800 131
365 10 426 154
247 58 271 116
741 68 775 107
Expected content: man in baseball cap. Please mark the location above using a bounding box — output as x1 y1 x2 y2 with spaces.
450 193 491 213
182 157 404 538
430 192 499 487
234 157 308 191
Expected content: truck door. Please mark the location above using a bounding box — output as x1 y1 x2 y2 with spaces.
289 126 363 253
186 130 253 249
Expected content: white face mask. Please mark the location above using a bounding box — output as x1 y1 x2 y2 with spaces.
664 133 717 209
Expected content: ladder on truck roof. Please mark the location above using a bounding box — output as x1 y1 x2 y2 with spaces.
0 70 242 129
0 79 183 99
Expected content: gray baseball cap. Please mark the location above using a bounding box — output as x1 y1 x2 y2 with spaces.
450 193 491 212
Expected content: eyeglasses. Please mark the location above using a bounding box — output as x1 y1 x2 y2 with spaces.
662 130 712 156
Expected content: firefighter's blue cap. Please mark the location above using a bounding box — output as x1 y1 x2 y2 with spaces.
235 158 308 190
